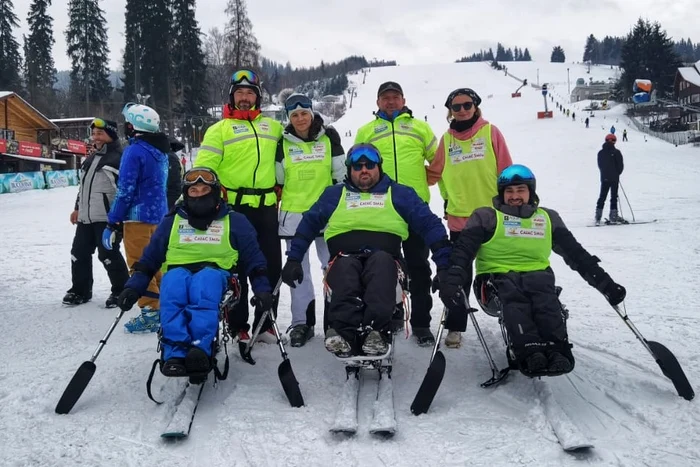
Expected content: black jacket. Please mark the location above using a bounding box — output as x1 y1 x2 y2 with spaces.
597 142 624 181
167 137 185 209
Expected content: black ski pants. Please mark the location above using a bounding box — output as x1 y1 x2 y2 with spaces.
445 230 469 332
326 251 398 344
491 269 569 362
70 222 129 297
402 229 433 328
227 204 281 333
596 179 619 211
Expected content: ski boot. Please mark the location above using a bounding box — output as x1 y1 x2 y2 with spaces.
288 324 314 347
412 327 436 347
124 306 160 333
361 330 390 356
444 331 462 349
324 328 352 357
547 351 574 375
63 291 92 306
594 208 602 226
105 293 119 309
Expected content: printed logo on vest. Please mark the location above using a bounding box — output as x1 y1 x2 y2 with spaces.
399 122 412 132
502 215 521 227
505 227 545 238
531 214 547 229
178 219 224 244
259 121 270 132
232 124 249 134
346 192 386 209
374 123 388 133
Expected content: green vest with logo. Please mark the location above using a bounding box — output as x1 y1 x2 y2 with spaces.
476 209 552 274
281 135 333 213
441 124 498 217
164 214 239 271
355 113 435 202
324 186 409 242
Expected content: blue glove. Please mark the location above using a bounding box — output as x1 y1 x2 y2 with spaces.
101 224 123 250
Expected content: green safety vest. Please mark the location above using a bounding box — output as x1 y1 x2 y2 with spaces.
281 135 333 213
476 209 552 274
441 124 499 217
164 214 239 271
355 113 436 202
324 186 409 242
195 114 283 207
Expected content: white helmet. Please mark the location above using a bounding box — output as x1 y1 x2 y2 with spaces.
122 102 160 133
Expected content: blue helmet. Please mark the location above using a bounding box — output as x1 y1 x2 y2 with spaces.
498 164 536 197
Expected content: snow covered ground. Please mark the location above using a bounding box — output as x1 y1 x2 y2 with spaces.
1 61 699 466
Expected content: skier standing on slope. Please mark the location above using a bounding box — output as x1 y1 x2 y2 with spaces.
276 93 346 347
428 87 513 348
354 81 441 347
116 168 272 376
595 134 624 225
437 164 626 376
281 144 450 357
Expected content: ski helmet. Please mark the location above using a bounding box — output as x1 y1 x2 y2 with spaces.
285 93 313 119
497 164 536 199
605 133 617 143
345 143 383 178
229 69 262 108
121 102 160 133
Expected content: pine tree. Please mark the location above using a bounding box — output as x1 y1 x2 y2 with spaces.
225 0 260 70
551 46 566 63
0 0 23 92
495 42 506 61
24 0 56 114
171 0 208 114
583 34 598 63
121 0 147 105
65 0 112 115
523 48 532 61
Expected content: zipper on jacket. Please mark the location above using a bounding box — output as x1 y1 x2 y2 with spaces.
390 120 399 181
249 119 261 187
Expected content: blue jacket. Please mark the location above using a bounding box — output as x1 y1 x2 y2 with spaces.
108 137 169 224
288 174 450 267
125 203 272 294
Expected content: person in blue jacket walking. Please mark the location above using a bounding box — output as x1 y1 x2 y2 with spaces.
116 168 273 376
280 143 451 357
102 103 171 333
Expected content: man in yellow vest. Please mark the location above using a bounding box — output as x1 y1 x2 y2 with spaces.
116 168 273 376
354 81 440 347
194 69 282 340
437 165 626 376
280 144 450 357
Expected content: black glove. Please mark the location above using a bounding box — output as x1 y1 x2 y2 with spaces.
117 288 139 311
431 268 449 293
251 292 274 312
281 260 304 288
602 281 626 306
438 266 469 309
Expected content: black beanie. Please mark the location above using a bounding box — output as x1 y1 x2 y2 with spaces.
91 119 119 142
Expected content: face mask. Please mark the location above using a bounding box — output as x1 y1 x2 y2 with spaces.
186 195 218 218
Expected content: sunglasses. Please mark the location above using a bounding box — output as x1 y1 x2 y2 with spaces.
231 69 260 86
450 102 475 112
285 95 313 112
351 161 377 171
184 168 218 185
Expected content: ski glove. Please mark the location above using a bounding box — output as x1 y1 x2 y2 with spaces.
603 282 626 306
116 288 139 311
438 266 469 309
281 260 304 288
251 292 274 312
101 223 123 251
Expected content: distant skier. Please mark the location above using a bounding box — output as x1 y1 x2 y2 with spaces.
622 129 628 142
610 125 616 134
595 134 624 225
572 112 576 121
424 115 428 122
585 117 589 128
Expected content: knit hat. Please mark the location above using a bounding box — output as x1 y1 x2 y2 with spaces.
90 118 119 141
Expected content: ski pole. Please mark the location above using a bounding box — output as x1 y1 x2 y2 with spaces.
618 181 636 222
240 279 283 363
464 297 510 388
55 308 128 414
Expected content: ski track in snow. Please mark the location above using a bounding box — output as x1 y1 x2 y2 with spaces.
1 61 699 466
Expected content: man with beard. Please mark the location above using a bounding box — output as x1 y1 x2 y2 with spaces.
116 168 273 376
354 81 440 347
281 144 450 357
194 69 283 343
437 165 627 377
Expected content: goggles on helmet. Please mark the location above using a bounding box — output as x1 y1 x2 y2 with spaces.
498 164 535 188
345 144 382 167
183 168 219 186
231 69 260 86
285 94 313 112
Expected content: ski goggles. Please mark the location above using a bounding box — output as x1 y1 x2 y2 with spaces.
346 144 382 170
449 102 475 112
90 118 117 132
498 164 535 187
183 168 218 186
285 94 313 112
231 69 260 86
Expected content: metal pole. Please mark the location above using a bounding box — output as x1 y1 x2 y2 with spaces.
567 68 570 101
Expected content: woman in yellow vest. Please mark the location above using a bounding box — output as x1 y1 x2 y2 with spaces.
437 165 626 377
276 94 346 347
428 88 513 348
116 168 273 377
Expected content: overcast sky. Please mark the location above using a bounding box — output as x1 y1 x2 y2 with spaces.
14 0 698 71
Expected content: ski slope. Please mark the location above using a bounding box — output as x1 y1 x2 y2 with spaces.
1 61 698 466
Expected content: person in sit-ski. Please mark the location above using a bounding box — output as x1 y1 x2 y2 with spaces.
281 143 450 358
116 168 273 376
437 164 626 376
